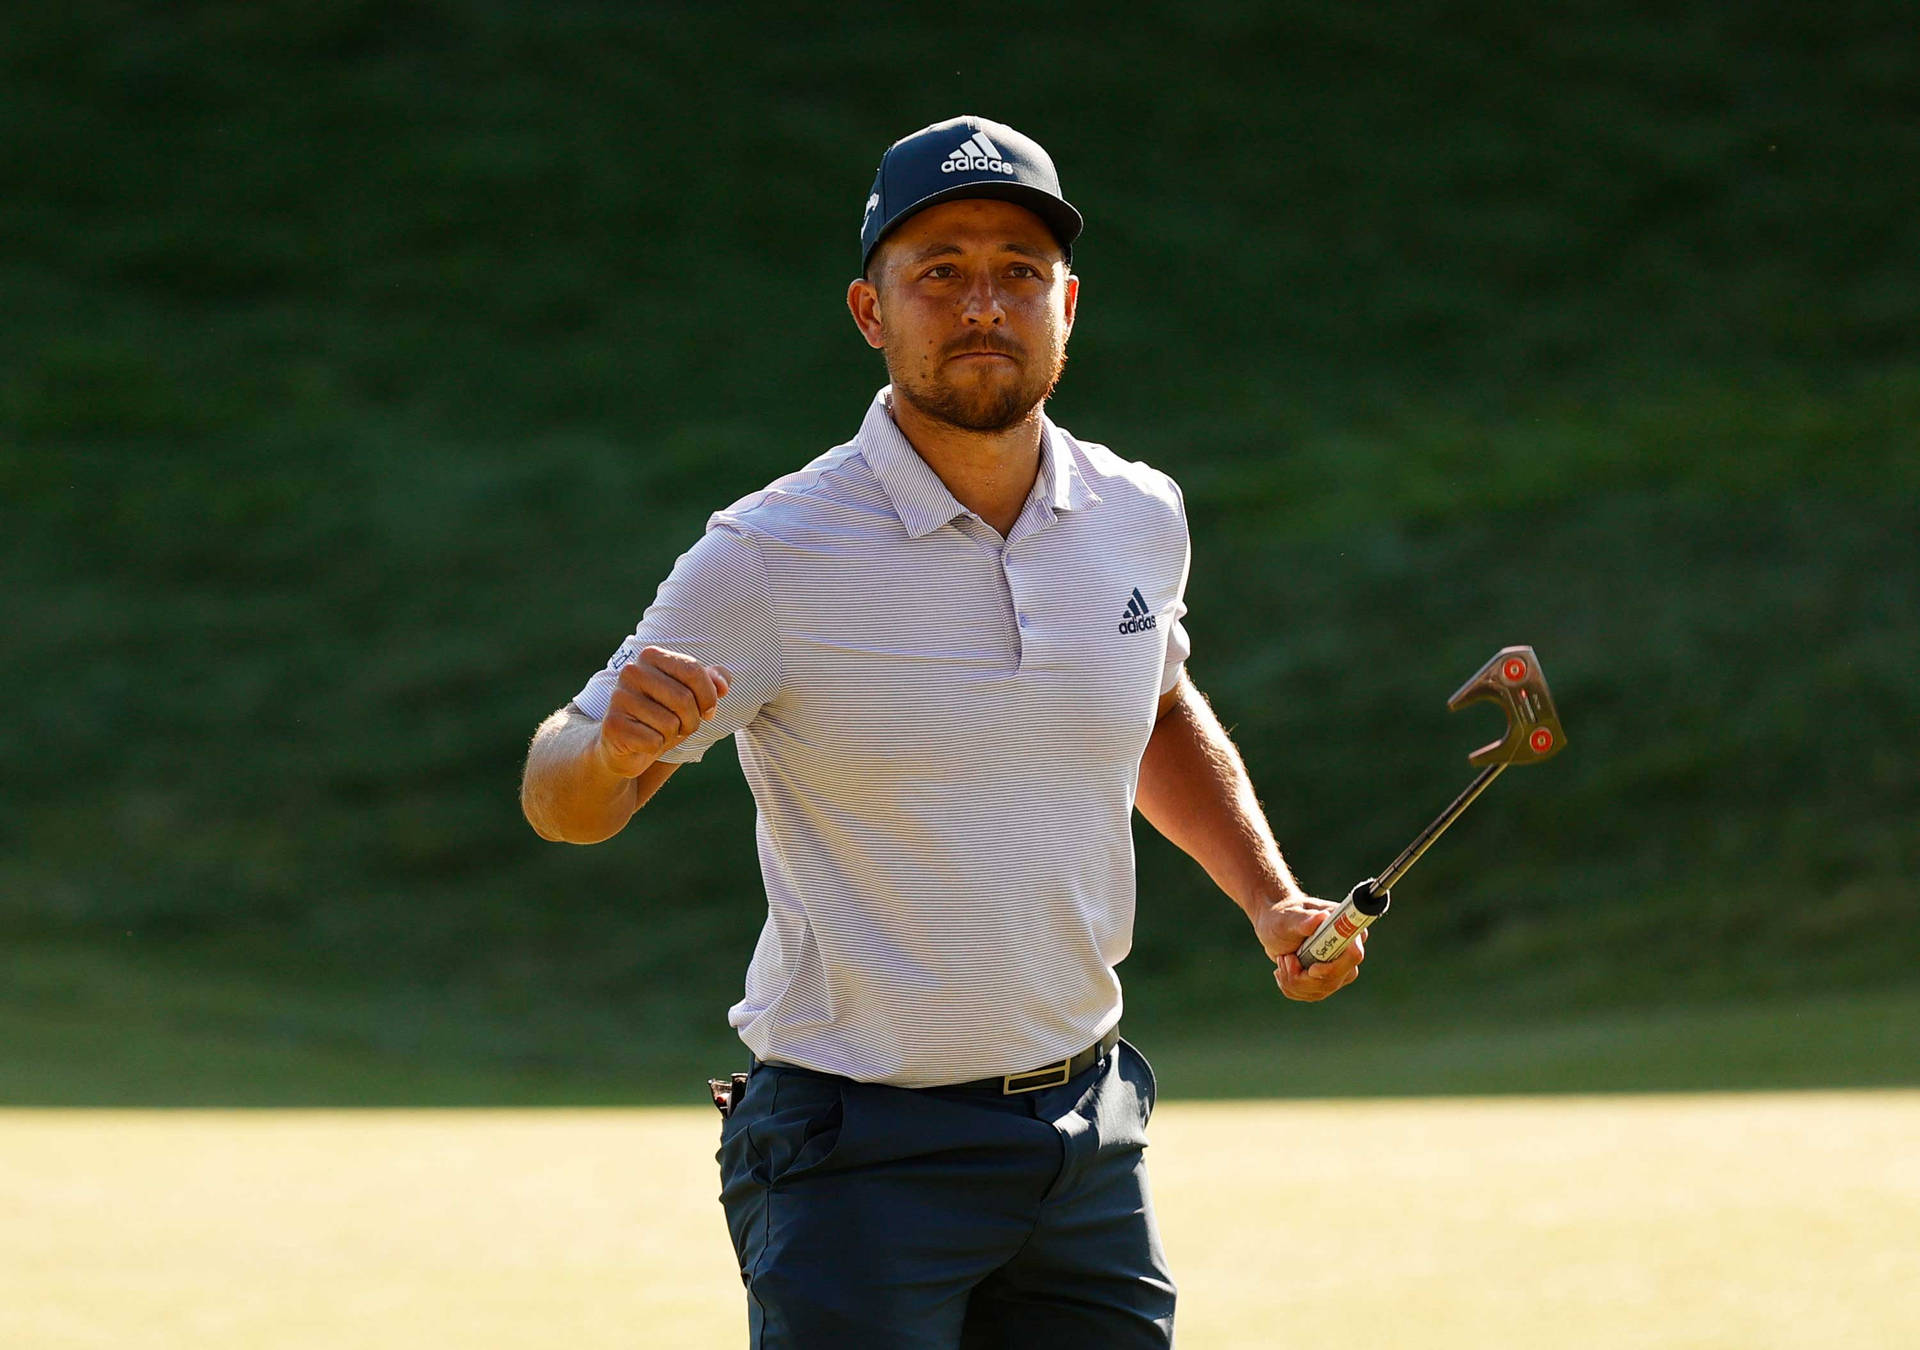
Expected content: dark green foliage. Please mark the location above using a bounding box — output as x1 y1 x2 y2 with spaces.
4 2 1914 1101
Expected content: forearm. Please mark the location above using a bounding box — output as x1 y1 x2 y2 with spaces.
520 707 670 844
1134 678 1305 917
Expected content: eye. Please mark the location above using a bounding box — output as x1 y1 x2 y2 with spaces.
923 263 959 280
1007 263 1041 279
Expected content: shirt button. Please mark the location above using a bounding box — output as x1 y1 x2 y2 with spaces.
1017 613 1032 629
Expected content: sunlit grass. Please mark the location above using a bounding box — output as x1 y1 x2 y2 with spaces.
5 1093 1915 1349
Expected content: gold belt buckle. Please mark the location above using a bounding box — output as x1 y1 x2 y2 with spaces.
1002 1058 1072 1094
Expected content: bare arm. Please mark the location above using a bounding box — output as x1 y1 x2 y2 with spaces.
519 647 728 845
521 705 681 844
1135 673 1365 1001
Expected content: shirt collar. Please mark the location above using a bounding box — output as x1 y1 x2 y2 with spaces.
857 387 1100 540
1041 415 1101 517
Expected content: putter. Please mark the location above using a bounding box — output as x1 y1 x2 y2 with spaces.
1297 645 1567 968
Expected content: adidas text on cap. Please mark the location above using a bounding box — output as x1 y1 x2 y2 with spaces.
860 116 1083 273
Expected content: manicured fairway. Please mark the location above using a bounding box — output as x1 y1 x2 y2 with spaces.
5 1093 1914 1348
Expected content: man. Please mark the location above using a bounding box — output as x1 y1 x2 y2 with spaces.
521 115 1369 1348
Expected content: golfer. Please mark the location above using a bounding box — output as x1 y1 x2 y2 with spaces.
521 114 1368 1348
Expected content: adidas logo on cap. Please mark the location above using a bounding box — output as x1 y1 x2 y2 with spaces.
941 130 1014 175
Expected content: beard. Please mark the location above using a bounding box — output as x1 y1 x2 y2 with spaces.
888 337 1068 434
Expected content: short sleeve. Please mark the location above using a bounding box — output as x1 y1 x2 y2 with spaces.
1160 608 1191 696
1159 477 1192 696
573 523 781 763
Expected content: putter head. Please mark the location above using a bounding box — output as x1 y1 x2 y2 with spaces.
1448 645 1566 767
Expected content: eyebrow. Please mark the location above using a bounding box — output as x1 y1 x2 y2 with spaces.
904 242 1057 266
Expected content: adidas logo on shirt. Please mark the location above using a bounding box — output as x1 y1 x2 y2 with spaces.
1117 587 1158 634
941 131 1014 175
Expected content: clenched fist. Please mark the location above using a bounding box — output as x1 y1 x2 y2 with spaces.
596 646 732 777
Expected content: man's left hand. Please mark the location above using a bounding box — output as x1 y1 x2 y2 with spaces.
1250 894 1366 1002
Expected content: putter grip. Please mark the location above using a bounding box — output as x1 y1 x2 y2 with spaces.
1296 879 1390 968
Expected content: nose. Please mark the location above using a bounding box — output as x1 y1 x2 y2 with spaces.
961 271 1006 326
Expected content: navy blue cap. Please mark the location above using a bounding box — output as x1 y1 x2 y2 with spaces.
860 115 1083 273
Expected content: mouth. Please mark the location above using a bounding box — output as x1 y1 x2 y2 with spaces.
948 350 1019 365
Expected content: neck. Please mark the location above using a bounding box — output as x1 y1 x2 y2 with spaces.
886 391 1045 538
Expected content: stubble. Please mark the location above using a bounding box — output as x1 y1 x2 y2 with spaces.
887 336 1069 434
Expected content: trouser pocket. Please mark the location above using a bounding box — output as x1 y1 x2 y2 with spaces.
1119 1037 1158 1124
720 1066 849 1191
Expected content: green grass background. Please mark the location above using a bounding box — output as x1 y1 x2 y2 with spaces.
4 2 1915 1103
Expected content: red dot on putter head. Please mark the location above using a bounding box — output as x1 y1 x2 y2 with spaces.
1504 658 1528 682
1530 727 1553 752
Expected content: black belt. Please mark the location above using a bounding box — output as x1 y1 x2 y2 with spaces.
946 1026 1122 1096
751 1027 1121 1096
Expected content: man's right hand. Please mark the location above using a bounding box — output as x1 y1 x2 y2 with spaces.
596 646 732 776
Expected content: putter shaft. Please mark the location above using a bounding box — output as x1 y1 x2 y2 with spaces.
1297 761 1507 968
1373 761 1506 895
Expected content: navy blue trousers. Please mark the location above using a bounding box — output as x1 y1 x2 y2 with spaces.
716 1038 1177 1348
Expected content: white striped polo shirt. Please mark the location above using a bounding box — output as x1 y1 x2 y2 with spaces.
576 387 1191 1087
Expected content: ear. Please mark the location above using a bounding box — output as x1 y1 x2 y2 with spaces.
847 277 886 350
1062 272 1079 334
